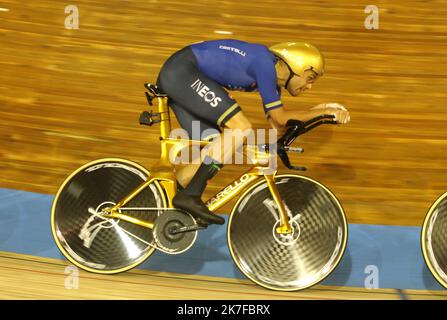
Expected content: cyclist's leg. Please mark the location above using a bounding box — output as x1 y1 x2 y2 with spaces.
171 107 252 226
169 100 222 142
157 46 249 224
156 47 221 190
174 111 252 192
208 109 253 166
164 86 248 194
169 101 221 188
177 111 252 186
157 45 242 171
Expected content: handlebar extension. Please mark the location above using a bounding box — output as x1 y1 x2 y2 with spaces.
275 114 338 171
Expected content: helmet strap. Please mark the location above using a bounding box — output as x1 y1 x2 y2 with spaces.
284 62 296 91
285 72 294 91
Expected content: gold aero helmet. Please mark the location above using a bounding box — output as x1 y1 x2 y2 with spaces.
269 42 325 78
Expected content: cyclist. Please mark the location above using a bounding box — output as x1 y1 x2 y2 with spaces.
156 39 350 226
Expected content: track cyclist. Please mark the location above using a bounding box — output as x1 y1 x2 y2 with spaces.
155 39 350 226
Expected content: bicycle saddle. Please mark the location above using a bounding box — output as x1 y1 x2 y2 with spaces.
144 83 167 97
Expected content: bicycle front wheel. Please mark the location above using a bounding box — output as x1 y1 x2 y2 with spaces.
228 174 347 291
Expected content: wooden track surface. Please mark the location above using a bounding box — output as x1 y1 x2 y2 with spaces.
1 0 447 226
0 0 447 299
1 251 446 300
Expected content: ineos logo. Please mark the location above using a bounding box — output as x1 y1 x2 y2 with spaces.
191 79 222 107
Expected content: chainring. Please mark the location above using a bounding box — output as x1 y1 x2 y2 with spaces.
153 209 198 254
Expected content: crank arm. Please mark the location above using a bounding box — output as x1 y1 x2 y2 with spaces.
169 224 207 234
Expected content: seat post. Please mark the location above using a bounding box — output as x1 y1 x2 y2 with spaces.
158 96 171 139
157 96 174 168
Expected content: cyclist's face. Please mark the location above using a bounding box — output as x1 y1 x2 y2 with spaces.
287 70 318 96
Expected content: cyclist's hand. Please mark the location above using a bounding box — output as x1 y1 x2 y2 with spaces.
326 108 350 124
312 103 350 124
311 102 347 111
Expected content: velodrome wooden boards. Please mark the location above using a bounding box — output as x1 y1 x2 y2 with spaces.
0 0 446 226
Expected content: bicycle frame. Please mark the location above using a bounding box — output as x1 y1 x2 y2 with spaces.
102 96 293 234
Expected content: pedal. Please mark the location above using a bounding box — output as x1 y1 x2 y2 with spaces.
153 209 199 254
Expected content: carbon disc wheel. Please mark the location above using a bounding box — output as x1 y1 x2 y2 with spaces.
422 191 447 289
51 158 167 274
228 174 347 291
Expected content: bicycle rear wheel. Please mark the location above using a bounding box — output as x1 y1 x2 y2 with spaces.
51 158 167 274
228 174 347 291
421 191 447 289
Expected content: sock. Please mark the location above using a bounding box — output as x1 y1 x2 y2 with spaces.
181 155 223 197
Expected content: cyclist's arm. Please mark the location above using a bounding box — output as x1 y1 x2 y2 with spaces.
249 56 326 129
268 104 351 127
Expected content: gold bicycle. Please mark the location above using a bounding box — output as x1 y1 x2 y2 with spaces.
51 84 348 291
